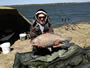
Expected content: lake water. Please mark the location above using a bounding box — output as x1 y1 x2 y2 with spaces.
12 3 90 26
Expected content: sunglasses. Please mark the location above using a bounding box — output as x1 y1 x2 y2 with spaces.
38 16 45 19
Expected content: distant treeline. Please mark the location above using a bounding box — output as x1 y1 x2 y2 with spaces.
5 2 90 7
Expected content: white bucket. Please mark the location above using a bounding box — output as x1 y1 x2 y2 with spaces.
0 42 10 54
19 33 27 41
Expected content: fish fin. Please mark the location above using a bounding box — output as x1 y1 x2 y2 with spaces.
32 44 45 48
54 40 60 46
48 47 52 52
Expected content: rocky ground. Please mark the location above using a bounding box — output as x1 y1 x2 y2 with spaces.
0 22 90 68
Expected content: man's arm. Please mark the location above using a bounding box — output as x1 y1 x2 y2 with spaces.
30 25 38 40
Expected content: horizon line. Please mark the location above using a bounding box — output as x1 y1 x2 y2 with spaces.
0 1 90 6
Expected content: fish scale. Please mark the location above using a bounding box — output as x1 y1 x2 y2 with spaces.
32 33 72 47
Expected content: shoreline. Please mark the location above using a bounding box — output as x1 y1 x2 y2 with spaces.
53 20 90 28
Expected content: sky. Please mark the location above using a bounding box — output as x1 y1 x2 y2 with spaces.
0 0 90 6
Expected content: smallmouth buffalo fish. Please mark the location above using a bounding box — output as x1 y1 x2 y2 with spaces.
31 33 72 48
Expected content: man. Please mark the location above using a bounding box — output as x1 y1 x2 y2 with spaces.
30 9 53 40
30 9 60 48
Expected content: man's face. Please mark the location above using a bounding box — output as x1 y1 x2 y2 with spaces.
39 16 45 21
38 14 45 24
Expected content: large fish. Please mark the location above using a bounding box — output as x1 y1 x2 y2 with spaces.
31 33 72 48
